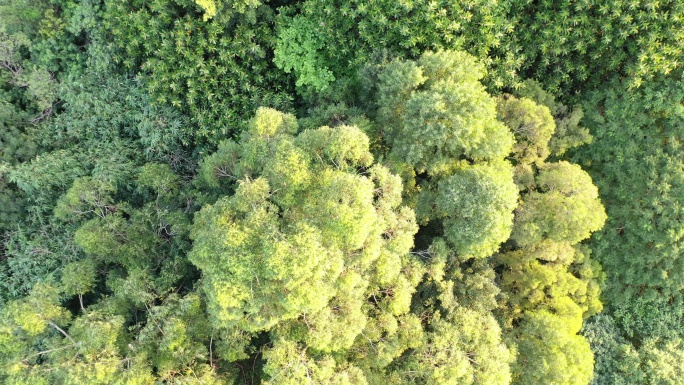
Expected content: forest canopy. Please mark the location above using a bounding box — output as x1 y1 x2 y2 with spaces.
1 0 684 384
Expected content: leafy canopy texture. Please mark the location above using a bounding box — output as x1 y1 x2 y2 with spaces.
6 0 683 382
512 161 607 247
190 108 421 358
103 0 293 143
372 50 517 260
499 0 684 93
274 0 515 92
378 50 514 173
573 75 684 323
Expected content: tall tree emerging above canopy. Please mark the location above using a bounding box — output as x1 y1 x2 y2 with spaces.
377 50 514 171
370 50 518 261
490 81 606 385
190 108 422 366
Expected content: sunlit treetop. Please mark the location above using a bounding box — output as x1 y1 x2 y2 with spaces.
191 108 422 355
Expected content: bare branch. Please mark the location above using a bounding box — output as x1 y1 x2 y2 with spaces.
48 321 76 345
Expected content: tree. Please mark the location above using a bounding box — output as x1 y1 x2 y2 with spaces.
499 159 605 385
511 161 607 247
103 0 294 143
397 311 512 385
497 0 684 93
513 79 591 157
190 108 422 367
497 242 603 326
60 259 97 311
262 339 368 385
435 162 518 260
573 74 684 311
370 51 518 261
583 314 684 385
377 50 514 173
496 94 555 165
582 314 644 385
571 73 684 380
274 0 517 92
511 311 594 385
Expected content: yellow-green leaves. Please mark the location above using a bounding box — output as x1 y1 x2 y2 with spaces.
373 51 518 260
498 157 606 385
190 108 420 354
3 283 68 336
296 125 373 170
395 308 512 385
194 0 218 21
497 95 556 165
378 50 513 174
262 339 368 385
512 311 594 385
512 162 607 247
436 162 518 259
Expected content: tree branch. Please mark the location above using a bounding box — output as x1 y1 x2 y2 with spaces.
48 321 76 345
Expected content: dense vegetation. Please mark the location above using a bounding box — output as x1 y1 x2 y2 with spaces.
1 0 683 384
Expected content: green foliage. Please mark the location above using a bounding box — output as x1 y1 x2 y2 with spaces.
511 310 594 385
368 51 518 263
137 163 181 200
492 96 606 385
51 159 196 314
103 0 294 143
407 309 512 385
582 314 644 385
0 30 58 116
393 240 514 385
0 222 84 303
572 74 684 341
262 339 367 385
496 95 555 165
45 73 190 158
499 0 684 92
514 79 591 157
54 177 116 221
497 207 604 385
275 0 518 91
0 31 31 74
0 87 34 229
611 296 684 342
275 15 335 92
639 337 684 385
0 286 157 385
0 177 25 230
584 315 684 385
377 51 514 173
73 201 192 284
5 142 139 216
435 162 518 259
1 283 69 336
0 99 36 165
132 293 228 383
6 0 684 382
498 242 603 326
60 259 97 296
190 109 421 355
512 162 607 247
0 0 50 35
